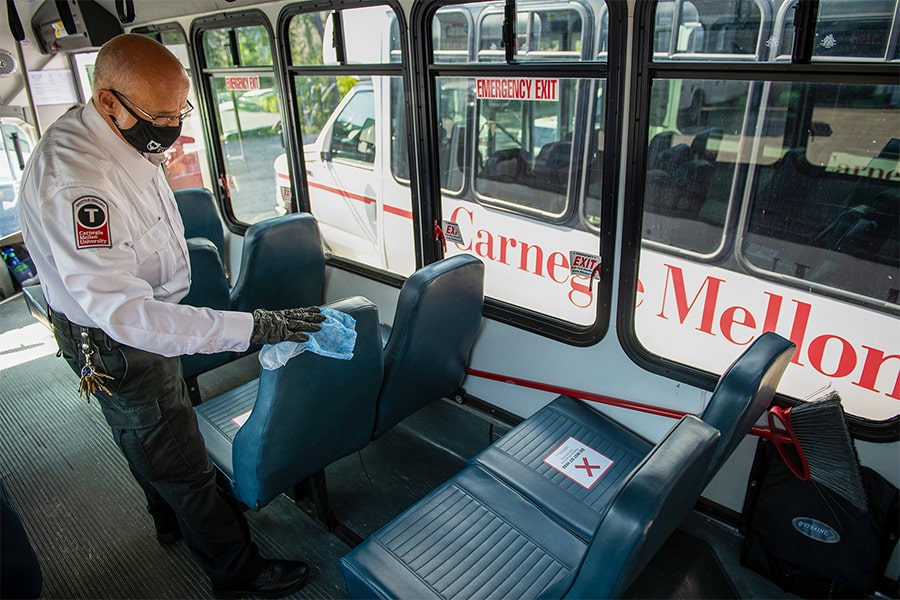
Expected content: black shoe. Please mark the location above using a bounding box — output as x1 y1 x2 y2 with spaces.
213 559 309 599
151 512 182 546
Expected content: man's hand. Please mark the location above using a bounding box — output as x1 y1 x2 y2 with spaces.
250 307 326 345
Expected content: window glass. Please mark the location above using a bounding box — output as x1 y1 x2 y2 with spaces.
638 0 899 422
469 77 578 218
283 5 415 276
744 82 899 304
288 12 329 66
642 78 751 254
653 0 767 61
329 90 376 164
237 25 273 66
430 0 610 327
435 0 606 64
203 29 233 68
813 0 896 59
212 72 283 224
433 9 471 63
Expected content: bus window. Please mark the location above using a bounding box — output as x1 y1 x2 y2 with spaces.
653 0 766 61
477 2 587 61
633 1 900 422
280 4 416 276
428 0 613 330
813 0 896 60
195 15 283 225
433 8 472 63
744 81 900 305
642 78 752 254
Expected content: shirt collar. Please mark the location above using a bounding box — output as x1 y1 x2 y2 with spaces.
84 100 159 188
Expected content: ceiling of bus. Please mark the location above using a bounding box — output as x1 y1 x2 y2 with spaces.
10 0 277 28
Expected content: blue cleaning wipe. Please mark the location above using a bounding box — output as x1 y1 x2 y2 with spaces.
258 307 357 370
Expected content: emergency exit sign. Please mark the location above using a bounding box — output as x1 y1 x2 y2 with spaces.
224 76 260 91
476 78 559 101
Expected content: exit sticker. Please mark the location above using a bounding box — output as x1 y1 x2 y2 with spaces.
442 220 465 245
569 251 601 280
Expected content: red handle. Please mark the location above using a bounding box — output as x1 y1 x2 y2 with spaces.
765 406 810 481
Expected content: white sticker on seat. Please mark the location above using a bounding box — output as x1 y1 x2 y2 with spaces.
231 410 252 428
543 436 613 489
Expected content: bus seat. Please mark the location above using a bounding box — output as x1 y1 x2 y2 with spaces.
470 332 794 541
21 284 49 329
179 237 233 404
372 254 484 438
339 415 719 600
532 141 572 190
173 187 226 268
696 332 795 482
481 148 531 182
194 296 383 511
229 213 325 314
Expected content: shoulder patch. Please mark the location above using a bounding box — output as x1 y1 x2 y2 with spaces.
73 196 111 249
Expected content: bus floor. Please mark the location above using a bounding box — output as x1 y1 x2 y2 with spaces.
0 292 793 599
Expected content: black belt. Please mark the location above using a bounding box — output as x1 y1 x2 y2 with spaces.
48 308 115 348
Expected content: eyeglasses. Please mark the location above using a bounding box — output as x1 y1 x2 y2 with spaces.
108 89 194 127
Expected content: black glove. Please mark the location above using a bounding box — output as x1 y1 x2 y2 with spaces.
250 307 326 344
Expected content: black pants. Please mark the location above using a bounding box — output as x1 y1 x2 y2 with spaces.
51 312 264 586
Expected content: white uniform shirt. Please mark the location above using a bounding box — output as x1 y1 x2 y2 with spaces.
18 101 252 357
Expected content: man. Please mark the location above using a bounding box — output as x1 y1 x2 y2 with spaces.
18 34 323 598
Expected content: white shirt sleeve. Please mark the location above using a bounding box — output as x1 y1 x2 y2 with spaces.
41 184 253 357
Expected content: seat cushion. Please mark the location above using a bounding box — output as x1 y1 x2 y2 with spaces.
340 465 587 600
471 395 652 541
195 379 259 481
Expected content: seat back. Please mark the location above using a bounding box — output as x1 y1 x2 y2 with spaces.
565 415 719 599
179 238 233 380
373 255 484 437
229 213 325 313
700 332 795 483
173 188 226 267
231 296 383 510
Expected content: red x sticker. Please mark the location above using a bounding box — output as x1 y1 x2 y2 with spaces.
73 196 111 249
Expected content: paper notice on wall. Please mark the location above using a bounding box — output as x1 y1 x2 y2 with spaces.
28 69 78 106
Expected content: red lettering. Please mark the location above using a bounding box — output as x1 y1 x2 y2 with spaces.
547 252 569 284
720 306 756 346
788 300 812 367
474 229 495 260
568 276 594 309
855 346 900 400
657 264 723 335
519 242 543 277
498 236 516 265
808 334 856 378
635 279 644 308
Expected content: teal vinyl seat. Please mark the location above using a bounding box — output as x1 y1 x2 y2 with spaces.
339 415 719 599
229 213 325 314
195 296 383 510
373 254 484 438
179 237 233 400
470 332 795 541
173 187 227 268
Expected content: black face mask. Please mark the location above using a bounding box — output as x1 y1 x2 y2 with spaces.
111 107 182 154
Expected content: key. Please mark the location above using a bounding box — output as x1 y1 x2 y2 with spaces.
78 332 113 401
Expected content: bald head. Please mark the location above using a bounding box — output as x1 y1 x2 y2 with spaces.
93 34 188 100
92 34 191 144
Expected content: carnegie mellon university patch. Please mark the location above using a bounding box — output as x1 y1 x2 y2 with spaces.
73 196 111 249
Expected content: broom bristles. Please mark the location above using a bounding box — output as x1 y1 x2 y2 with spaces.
789 391 868 512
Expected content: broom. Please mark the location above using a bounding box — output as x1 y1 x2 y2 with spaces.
765 390 868 512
